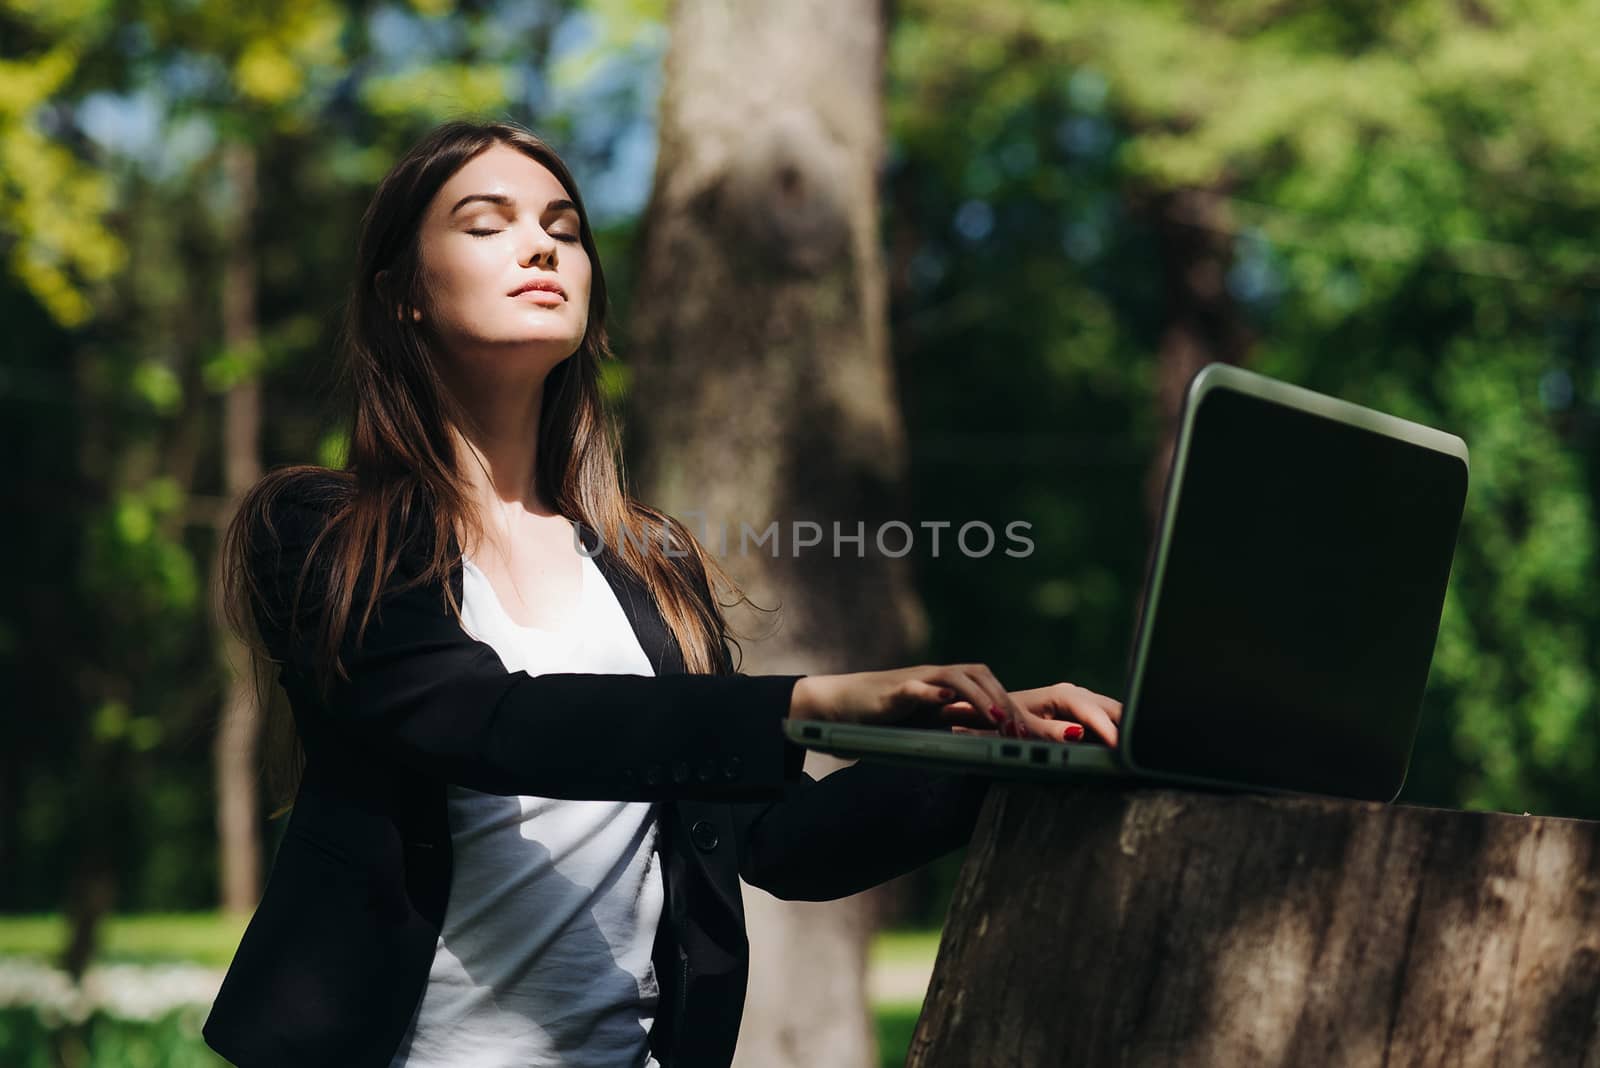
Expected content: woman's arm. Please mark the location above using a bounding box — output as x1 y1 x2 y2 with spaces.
732 761 990 901
251 488 804 802
712 637 990 900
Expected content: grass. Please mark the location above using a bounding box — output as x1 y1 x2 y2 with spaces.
1 912 943 973
875 999 925 1068
0 914 939 1065
869 931 939 1066
869 928 942 967
0 913 250 969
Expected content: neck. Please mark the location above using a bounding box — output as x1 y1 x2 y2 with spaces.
445 367 557 557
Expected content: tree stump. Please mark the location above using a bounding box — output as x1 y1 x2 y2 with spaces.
907 781 1600 1067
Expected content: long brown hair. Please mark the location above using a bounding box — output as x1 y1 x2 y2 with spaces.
220 119 756 819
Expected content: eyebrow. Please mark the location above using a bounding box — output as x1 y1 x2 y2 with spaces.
449 193 578 218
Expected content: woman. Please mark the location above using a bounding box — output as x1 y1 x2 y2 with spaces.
201 119 1121 1068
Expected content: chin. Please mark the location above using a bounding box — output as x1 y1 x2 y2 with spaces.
494 324 573 341
513 335 585 355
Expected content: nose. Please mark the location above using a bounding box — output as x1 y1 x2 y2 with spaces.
520 225 559 267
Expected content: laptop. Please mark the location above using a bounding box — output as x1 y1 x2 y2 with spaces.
785 363 1470 803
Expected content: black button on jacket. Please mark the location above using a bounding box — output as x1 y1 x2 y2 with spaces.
201 481 991 1068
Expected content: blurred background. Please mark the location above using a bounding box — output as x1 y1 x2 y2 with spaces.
5 0 1600 1065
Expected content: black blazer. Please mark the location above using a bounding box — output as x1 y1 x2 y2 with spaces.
201 479 990 1068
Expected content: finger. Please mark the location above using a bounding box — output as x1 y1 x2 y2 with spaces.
932 669 1007 729
937 704 994 729
951 724 999 737
933 699 993 729
1075 685 1124 726
929 669 1007 731
1037 684 1119 744
900 679 958 707
965 664 1044 740
899 680 989 729
937 699 987 728
1059 690 1119 746
959 664 1021 734
1018 708 1058 740
1031 718 1087 743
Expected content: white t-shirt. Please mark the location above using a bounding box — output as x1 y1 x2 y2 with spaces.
390 531 665 1068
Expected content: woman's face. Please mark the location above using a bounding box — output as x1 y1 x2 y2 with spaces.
413 143 591 380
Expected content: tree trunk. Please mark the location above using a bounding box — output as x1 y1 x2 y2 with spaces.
1144 187 1250 527
627 1 919 1065
909 782 1600 1066
214 139 265 914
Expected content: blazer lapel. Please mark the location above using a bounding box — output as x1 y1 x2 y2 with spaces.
577 522 748 929
579 522 686 677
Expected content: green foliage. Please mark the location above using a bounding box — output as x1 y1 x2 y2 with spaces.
0 0 631 916
315 426 348 470
0 16 127 325
0 1007 228 1068
892 0 1600 817
363 64 521 121
83 478 199 628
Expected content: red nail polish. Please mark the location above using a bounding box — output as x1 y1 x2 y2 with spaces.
939 688 956 701
1065 723 1085 741
986 706 1005 723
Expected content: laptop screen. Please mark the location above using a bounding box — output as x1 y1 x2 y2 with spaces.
1124 382 1468 801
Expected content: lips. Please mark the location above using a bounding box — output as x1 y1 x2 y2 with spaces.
512 288 565 305
508 280 566 301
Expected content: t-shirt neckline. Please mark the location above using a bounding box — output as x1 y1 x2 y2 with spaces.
461 546 592 640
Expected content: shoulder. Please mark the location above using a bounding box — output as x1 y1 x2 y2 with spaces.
253 469 351 543
264 468 350 519
240 469 355 594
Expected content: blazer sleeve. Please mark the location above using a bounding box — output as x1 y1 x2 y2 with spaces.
249 486 804 802
716 637 992 901
733 760 991 902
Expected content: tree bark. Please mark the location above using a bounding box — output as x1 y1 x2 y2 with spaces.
1145 188 1250 527
627 1 919 1065
909 781 1600 1066
214 139 264 914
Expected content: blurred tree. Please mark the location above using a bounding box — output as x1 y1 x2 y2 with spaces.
123 0 357 919
1143 186 1251 526
626 0 918 1065
0 0 597 940
2 0 175 982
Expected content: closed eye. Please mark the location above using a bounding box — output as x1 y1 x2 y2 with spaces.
467 229 579 243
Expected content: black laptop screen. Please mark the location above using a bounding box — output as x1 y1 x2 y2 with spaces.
1124 384 1468 801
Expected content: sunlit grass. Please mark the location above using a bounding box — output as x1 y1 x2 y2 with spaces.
0 913 250 969
870 928 942 967
875 998 925 1068
0 914 939 1065
1 913 943 973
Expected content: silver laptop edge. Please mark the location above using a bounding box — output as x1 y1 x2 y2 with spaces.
784 718 1121 778
1115 365 1468 800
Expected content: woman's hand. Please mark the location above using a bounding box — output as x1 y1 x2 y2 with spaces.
789 664 1043 735
948 682 1123 745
